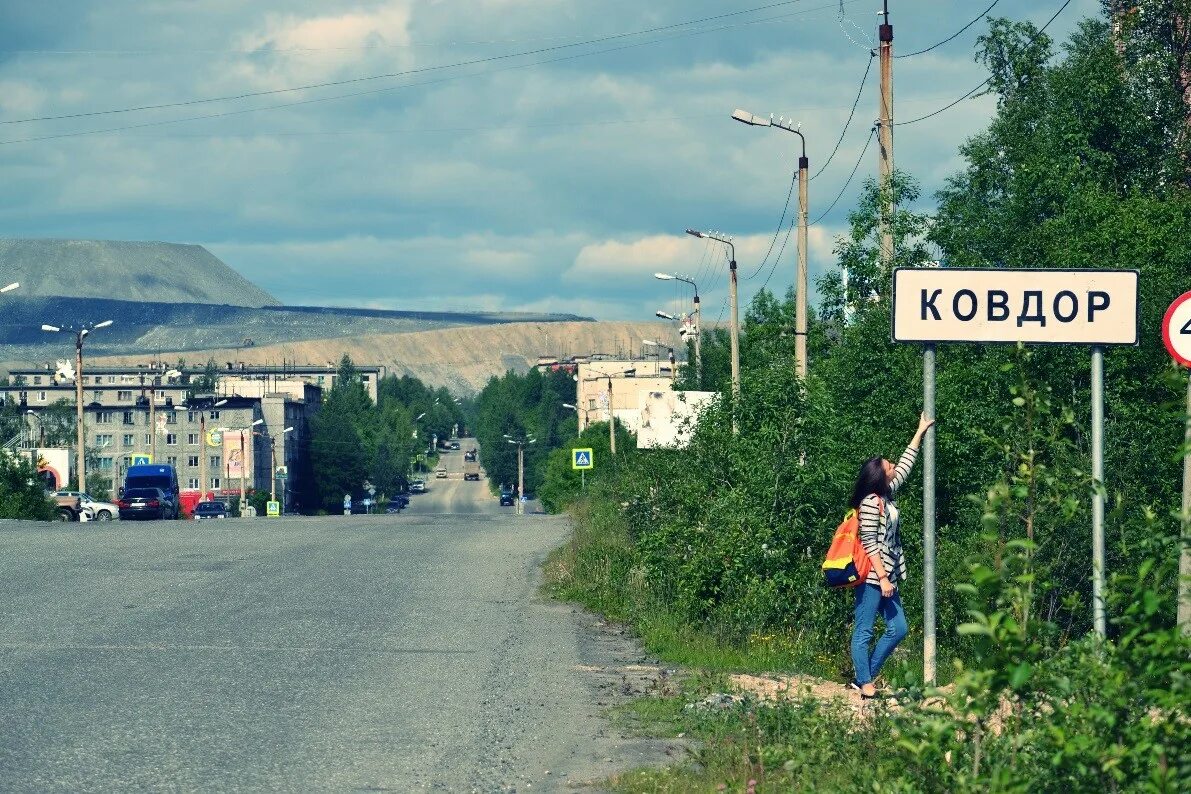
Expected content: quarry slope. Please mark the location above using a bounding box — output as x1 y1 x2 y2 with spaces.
94 320 678 393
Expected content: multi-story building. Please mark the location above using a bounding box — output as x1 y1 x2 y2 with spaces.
574 358 675 435
2 364 320 507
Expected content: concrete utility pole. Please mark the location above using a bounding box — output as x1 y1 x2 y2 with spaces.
877 0 895 272
685 230 739 420
607 377 616 455
1180 374 1191 634
42 319 112 495
731 109 810 379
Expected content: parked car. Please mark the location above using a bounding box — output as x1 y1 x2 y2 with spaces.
54 491 119 521
193 501 229 520
122 464 181 520
450 441 460 450
410 479 426 494
499 489 515 507
117 487 173 520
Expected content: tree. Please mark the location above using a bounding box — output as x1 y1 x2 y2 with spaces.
0 454 56 520
309 408 367 512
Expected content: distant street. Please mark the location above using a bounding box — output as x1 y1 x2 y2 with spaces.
0 474 671 791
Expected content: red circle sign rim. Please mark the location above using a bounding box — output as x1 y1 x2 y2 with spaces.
1161 290 1191 368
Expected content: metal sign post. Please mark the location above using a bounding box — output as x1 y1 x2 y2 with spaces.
1160 290 1191 633
893 268 1139 680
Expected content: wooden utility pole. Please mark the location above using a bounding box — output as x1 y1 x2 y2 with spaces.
607 378 616 455
877 0 895 271
74 333 86 495
796 151 809 380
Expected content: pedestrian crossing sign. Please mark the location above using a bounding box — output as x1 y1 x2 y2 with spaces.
572 448 594 470
131 454 152 466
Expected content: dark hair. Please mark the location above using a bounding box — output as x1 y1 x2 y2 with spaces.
849 456 889 508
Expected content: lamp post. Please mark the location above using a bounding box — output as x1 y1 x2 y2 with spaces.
732 109 810 380
685 229 739 411
232 418 264 515
503 433 537 515
580 368 635 454
262 426 294 502
654 272 701 387
180 397 227 502
25 409 42 449
41 319 113 494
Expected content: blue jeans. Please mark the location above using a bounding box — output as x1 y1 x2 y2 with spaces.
850 584 907 685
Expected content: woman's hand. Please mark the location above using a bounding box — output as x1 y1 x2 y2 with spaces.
916 412 936 438
879 575 895 598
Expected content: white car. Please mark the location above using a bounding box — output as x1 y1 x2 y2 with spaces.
53 491 120 521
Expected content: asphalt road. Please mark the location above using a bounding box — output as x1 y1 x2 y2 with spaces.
0 463 674 791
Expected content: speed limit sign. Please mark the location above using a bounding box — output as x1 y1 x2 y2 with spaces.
1162 291 1191 368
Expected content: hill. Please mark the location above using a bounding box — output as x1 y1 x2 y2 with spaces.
0 239 280 307
93 320 679 394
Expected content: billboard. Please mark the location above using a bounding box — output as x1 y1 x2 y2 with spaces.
636 390 716 449
223 430 252 483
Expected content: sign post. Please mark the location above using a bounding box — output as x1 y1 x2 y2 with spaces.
573 447 594 492
1160 290 1191 633
893 268 1139 680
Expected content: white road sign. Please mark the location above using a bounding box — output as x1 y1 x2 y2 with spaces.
1161 290 1191 368
892 268 1139 345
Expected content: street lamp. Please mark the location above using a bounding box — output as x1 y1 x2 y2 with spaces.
230 418 264 515
180 397 227 502
653 272 701 386
25 409 42 449
41 319 113 493
685 229 740 411
732 108 810 380
2 282 18 293
503 433 537 515
254 425 295 504
580 368 634 454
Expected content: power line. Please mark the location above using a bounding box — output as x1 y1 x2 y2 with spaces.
810 52 872 180
894 0 1074 127
0 4 858 146
895 0 1001 58
758 211 797 293
2 0 835 126
812 126 875 224
742 169 797 280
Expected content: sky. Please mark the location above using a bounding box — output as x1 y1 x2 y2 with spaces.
0 0 1101 324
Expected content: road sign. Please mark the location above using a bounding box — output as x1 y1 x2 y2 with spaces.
572 448 594 470
206 429 223 448
892 268 1139 345
266 500 280 517
1162 291 1191 368
131 454 152 466
275 466 288 480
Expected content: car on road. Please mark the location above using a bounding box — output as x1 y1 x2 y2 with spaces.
410 479 426 494
51 492 83 522
54 491 120 521
389 493 410 509
435 466 448 479
117 487 174 520
449 441 460 450
499 489 515 507
193 501 229 520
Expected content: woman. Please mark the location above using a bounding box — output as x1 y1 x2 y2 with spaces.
849 412 935 698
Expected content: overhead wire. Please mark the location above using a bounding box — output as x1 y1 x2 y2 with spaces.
3 0 848 127
810 52 872 180
811 126 875 224
895 0 1001 58
894 0 1073 127
0 2 861 146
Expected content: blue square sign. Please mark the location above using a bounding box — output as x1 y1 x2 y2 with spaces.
571 448 594 470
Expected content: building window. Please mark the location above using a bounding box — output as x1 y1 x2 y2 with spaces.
187 455 199 467
210 455 221 468
166 433 178 446
92 390 102 402
211 477 221 489
166 456 178 467
122 434 134 446
98 457 113 470
107 376 116 384
95 434 114 448
166 412 178 424
188 478 199 489
209 410 220 420
123 411 135 425
122 455 133 468
97 411 114 423
93 376 102 385
144 434 152 446
187 433 199 445
117 390 132 401
33 376 42 385
37 391 46 402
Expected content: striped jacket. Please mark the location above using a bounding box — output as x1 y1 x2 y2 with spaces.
859 445 918 585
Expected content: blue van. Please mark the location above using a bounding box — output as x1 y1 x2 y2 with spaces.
122 465 181 519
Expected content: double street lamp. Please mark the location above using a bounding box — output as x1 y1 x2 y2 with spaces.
41 319 113 494
226 418 264 515
503 433 536 515
642 339 676 379
653 272 701 387
732 108 810 379
178 397 227 502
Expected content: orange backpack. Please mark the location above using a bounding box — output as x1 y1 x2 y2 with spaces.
821 499 881 588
